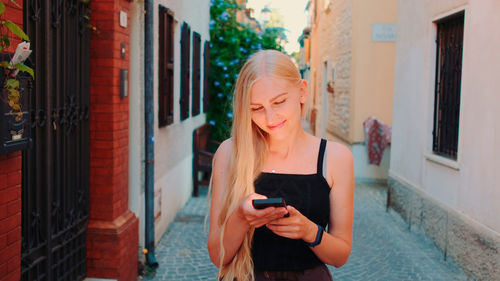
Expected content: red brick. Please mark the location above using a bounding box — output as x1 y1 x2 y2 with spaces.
6 171 21 188
0 233 6 249
6 227 20 244
0 240 21 264
0 186 20 204
0 156 21 174
7 254 19 272
7 199 21 216
0 262 6 277
3 269 20 281
0 213 21 234
0 205 6 220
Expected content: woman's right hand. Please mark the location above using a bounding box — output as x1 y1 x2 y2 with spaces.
237 193 289 228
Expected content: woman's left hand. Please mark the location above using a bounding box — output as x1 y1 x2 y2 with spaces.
266 205 318 243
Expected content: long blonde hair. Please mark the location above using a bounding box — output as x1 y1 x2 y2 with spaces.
216 50 302 281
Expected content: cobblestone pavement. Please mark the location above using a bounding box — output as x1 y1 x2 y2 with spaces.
145 183 468 281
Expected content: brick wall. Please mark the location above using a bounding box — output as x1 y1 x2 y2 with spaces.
86 1 138 281
0 153 22 281
0 2 24 281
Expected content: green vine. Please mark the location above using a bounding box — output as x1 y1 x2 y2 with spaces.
208 0 285 142
0 0 34 122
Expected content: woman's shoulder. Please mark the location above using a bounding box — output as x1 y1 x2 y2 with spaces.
306 134 352 160
324 139 353 161
213 138 233 167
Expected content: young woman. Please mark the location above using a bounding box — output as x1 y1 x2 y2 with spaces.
208 50 354 281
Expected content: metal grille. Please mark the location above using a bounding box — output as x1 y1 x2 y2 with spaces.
21 0 90 280
432 12 464 160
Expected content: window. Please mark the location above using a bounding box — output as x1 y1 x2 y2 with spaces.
203 41 210 113
432 12 464 160
158 7 174 127
192 32 201 116
180 22 191 121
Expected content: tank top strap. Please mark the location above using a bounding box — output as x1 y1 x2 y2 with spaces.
316 138 327 175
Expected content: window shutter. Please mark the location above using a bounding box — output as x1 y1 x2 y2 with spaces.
180 22 191 121
203 41 210 113
159 7 174 127
192 32 201 116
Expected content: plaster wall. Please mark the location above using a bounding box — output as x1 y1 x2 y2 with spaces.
129 1 146 247
391 0 500 233
350 0 397 142
128 0 211 246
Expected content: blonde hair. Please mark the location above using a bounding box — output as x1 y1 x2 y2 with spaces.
216 50 302 281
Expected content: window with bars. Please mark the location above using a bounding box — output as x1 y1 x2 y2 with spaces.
158 7 174 127
432 12 464 160
192 32 201 116
203 41 210 113
180 22 191 121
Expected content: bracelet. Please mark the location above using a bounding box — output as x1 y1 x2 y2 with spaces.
304 224 324 247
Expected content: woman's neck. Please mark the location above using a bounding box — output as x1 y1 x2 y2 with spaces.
267 127 307 159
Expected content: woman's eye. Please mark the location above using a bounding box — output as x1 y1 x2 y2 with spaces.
251 107 263 111
275 99 286 105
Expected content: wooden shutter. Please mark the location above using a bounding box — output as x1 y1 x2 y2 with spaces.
203 41 210 113
192 32 201 116
159 7 174 127
180 22 191 121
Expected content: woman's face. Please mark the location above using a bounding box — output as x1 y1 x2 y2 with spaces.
249 76 307 138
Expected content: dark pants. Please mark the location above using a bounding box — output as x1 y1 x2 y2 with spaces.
254 264 333 281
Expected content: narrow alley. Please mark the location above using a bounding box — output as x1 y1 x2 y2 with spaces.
145 183 467 281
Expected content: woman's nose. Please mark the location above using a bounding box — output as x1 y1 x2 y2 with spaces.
265 108 278 125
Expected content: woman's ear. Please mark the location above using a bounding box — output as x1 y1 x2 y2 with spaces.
299 79 309 104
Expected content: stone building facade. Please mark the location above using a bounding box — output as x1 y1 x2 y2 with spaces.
305 0 397 181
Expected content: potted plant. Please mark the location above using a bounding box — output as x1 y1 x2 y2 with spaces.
0 0 35 154
327 80 334 94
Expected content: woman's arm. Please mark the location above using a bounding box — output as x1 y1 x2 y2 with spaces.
309 142 354 266
266 141 354 267
207 140 288 267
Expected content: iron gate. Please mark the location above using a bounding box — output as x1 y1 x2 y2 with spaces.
21 0 90 280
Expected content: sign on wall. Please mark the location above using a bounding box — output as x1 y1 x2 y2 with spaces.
372 23 397 42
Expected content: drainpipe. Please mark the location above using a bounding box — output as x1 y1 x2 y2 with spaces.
144 0 158 268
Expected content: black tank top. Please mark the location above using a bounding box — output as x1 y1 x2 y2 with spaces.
252 139 331 271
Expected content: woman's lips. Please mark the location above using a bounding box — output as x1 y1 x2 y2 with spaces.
268 120 286 130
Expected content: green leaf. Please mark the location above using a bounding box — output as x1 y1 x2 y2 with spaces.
5 79 19 89
14 63 35 79
0 61 10 68
3 20 29 41
0 3 5 15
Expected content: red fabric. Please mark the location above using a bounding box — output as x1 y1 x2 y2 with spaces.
363 117 391 166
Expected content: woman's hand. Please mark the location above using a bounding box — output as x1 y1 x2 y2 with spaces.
237 193 289 228
266 205 317 243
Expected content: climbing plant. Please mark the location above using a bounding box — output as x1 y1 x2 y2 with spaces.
0 0 34 122
208 0 285 142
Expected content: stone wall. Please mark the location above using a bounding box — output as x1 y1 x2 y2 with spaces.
309 0 353 140
388 176 500 281
321 0 352 140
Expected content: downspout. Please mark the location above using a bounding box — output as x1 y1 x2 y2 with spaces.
144 0 158 268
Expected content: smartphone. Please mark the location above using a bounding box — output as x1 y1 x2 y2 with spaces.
252 198 289 217
252 198 286 209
